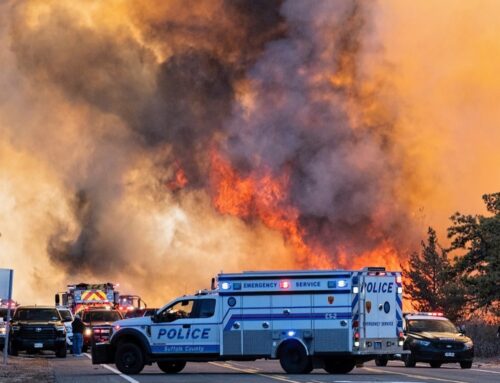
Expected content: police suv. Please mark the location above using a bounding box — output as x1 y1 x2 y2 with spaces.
92 267 405 374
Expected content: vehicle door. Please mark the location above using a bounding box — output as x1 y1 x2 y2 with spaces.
187 298 220 355
360 274 398 341
150 299 196 354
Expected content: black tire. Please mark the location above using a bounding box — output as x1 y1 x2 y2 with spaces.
8 341 18 357
115 342 145 375
82 345 88 353
324 358 356 374
157 361 186 374
404 352 416 367
460 361 472 369
375 357 388 367
430 361 441 368
279 341 312 374
56 346 67 358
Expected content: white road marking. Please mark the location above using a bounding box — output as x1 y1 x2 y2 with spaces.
209 361 301 383
471 368 500 374
362 366 468 383
84 353 139 383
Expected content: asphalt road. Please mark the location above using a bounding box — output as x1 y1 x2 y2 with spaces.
43 354 500 383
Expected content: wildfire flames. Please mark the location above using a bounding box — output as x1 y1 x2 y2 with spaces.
0 0 499 305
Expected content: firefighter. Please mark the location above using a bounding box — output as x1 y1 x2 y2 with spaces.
72 313 84 356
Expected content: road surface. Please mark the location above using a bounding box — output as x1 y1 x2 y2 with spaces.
43 354 500 383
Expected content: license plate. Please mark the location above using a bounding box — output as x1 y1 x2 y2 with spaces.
34 343 43 348
445 352 455 357
374 342 382 349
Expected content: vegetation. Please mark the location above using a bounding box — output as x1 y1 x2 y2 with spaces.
403 192 500 321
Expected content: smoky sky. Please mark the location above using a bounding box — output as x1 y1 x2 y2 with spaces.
8 0 414 273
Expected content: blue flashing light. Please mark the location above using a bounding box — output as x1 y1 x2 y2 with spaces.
337 280 347 288
327 281 336 288
221 282 231 290
287 330 296 337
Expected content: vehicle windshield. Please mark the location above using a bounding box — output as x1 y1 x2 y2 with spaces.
83 311 121 322
58 309 72 321
14 308 61 322
407 319 458 333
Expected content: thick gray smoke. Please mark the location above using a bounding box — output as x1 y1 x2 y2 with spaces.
3 0 414 289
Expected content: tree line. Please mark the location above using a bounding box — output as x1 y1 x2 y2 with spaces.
402 192 499 321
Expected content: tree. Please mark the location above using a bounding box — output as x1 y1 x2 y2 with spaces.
448 193 500 317
402 227 466 321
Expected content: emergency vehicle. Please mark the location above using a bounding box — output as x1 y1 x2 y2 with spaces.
92 267 405 375
117 295 147 315
55 283 119 314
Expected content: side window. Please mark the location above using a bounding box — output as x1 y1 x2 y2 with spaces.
192 299 216 318
159 300 194 322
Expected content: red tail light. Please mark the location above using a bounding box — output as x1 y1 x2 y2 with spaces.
354 332 360 340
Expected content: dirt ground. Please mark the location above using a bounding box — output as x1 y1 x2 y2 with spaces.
0 353 55 383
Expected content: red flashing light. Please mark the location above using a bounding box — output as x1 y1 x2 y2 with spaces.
399 331 404 339
354 332 360 340
94 328 101 334
280 281 290 289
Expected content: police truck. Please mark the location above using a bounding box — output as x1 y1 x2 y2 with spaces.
92 267 405 374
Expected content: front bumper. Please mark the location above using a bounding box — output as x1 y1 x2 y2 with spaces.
12 337 66 351
410 345 474 363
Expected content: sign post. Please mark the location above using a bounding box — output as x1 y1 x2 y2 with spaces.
0 269 14 365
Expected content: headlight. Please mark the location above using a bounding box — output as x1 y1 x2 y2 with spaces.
0 327 6 335
413 339 431 347
84 328 92 336
464 341 473 349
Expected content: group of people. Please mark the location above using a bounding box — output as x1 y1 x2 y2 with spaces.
71 313 85 356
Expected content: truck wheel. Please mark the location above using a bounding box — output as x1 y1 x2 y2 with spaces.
56 346 67 358
157 361 186 373
404 352 416 367
375 357 388 367
279 341 312 374
8 341 18 357
115 342 145 375
460 361 472 369
430 361 441 368
323 358 355 374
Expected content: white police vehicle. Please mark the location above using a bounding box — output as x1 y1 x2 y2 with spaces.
92 267 405 374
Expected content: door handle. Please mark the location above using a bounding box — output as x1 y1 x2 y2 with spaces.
182 324 191 328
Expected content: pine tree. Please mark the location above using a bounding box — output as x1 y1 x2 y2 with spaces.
448 193 500 317
402 227 466 321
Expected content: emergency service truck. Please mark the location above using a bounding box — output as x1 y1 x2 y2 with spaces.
55 283 119 314
92 267 405 375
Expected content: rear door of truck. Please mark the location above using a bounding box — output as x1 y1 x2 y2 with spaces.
360 272 399 347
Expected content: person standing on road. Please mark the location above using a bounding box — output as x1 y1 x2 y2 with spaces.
72 313 84 356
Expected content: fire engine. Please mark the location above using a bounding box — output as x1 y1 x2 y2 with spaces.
55 283 119 314
92 267 406 375
117 295 147 315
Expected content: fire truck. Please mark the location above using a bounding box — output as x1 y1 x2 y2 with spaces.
117 295 147 315
55 283 119 314
92 267 405 375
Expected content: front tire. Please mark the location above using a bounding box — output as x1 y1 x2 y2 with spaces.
56 346 67 358
157 361 186 374
279 341 312 374
324 358 356 374
404 352 416 367
115 343 145 375
8 341 18 356
460 361 472 369
375 357 388 366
